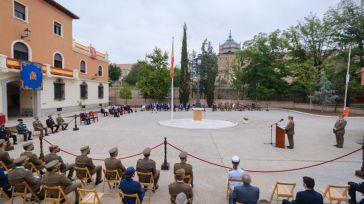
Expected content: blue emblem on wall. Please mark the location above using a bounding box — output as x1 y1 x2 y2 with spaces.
20 61 43 90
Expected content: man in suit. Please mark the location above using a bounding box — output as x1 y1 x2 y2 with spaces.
119 166 145 204
228 156 245 191
0 139 14 169
20 141 45 172
174 151 193 186
41 160 82 201
285 116 295 149
230 174 259 204
46 115 59 134
16 119 32 141
8 156 42 198
104 147 126 180
32 116 49 136
56 114 68 131
44 145 74 180
333 115 347 148
75 145 103 185
282 176 323 204
136 147 160 190
169 168 193 203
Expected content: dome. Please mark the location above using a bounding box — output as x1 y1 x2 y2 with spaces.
219 31 240 55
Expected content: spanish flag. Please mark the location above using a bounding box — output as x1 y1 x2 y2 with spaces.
170 37 174 79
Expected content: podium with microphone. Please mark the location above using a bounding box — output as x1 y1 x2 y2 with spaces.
266 118 285 148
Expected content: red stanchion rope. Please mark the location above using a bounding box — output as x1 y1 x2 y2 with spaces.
167 142 362 173
42 138 164 161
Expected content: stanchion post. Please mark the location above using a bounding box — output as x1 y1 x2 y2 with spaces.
73 114 79 131
355 135 364 179
39 135 44 160
161 137 170 170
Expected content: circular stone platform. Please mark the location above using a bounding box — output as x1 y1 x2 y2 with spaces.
159 118 238 129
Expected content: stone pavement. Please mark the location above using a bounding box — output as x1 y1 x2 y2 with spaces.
4 109 364 203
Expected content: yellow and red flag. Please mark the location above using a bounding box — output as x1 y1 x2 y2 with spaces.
170 37 174 79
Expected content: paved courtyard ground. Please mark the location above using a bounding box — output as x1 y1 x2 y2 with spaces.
4 109 364 203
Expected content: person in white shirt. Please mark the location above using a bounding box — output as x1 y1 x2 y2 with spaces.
228 155 245 190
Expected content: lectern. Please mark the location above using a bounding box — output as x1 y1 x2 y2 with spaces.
275 124 285 148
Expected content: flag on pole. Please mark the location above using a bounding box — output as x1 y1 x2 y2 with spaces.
170 37 174 79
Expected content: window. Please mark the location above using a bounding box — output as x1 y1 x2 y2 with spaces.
98 66 103 76
80 82 88 99
54 79 65 100
14 1 26 21
13 42 28 61
54 53 63 68
98 84 104 99
54 21 62 36
80 60 86 73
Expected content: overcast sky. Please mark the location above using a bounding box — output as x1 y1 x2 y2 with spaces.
56 0 352 65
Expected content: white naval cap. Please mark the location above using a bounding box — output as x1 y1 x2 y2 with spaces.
231 155 240 163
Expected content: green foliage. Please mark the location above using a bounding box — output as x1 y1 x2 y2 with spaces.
137 47 171 100
124 64 142 86
173 67 181 87
314 71 338 110
108 64 122 82
179 23 190 105
119 83 132 104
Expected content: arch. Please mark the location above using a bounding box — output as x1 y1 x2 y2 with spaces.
10 40 32 61
80 60 87 74
53 52 64 68
98 66 103 76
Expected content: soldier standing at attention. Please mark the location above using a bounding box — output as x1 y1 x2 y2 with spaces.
104 147 126 180
136 147 160 190
44 145 74 180
75 146 103 185
16 119 32 141
285 116 295 149
333 115 347 148
169 168 193 203
174 151 193 186
32 116 49 136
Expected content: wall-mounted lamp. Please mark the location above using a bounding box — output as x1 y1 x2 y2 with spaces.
21 28 32 39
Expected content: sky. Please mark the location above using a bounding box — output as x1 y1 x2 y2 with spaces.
56 0 353 65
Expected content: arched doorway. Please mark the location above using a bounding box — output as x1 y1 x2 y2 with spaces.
7 81 20 117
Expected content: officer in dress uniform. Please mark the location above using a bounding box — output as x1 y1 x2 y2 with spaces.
119 166 145 204
20 141 45 172
169 168 193 203
136 147 160 190
16 119 32 141
32 116 49 136
174 151 193 186
8 156 43 198
46 115 59 133
285 116 295 149
104 147 126 180
56 114 68 131
75 145 103 185
41 160 82 201
0 139 14 169
0 123 17 145
333 115 347 148
44 145 74 180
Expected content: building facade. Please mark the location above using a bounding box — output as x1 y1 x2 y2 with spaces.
0 0 109 118
116 63 134 86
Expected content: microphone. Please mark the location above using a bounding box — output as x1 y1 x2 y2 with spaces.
279 118 284 122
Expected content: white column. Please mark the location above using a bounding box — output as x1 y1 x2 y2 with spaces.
0 54 8 70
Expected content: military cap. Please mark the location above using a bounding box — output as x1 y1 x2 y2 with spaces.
179 151 188 159
49 145 59 151
288 115 294 119
124 166 135 177
0 139 5 145
17 119 23 122
23 141 33 148
45 160 60 169
109 147 118 154
231 155 240 163
143 147 151 155
175 168 185 176
80 145 89 152
14 155 28 164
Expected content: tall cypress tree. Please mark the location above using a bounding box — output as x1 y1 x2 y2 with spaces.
179 23 190 105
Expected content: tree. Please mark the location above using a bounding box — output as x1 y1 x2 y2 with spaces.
119 83 132 104
179 23 190 105
137 47 171 100
314 71 338 111
173 67 181 87
108 64 122 82
124 64 142 86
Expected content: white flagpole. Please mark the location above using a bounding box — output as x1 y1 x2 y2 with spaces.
171 77 174 120
344 45 351 108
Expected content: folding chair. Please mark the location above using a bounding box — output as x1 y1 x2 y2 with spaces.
119 191 140 204
43 185 71 204
320 185 349 204
28 161 42 177
0 161 9 172
102 169 120 196
8 126 22 142
0 187 10 201
89 111 98 122
11 181 40 204
270 182 296 204
137 171 155 202
74 166 95 188
77 188 103 204
226 178 243 200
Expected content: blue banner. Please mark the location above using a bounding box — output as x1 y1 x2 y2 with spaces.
20 61 43 90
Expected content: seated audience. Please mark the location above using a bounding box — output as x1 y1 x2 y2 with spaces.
0 167 11 197
20 141 45 172
81 110 91 125
0 139 14 169
136 147 160 190
32 116 49 136
228 155 245 191
119 166 145 204
46 115 59 133
16 119 32 141
56 114 68 131
0 123 17 145
282 176 323 204
75 146 102 185
348 181 364 204
44 145 74 180
169 168 193 203
41 160 81 201
174 151 193 186
230 174 259 204
104 147 126 179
